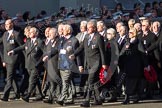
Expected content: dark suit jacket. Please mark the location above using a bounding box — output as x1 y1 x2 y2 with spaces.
74 32 106 72
116 35 128 51
0 30 24 64
138 30 157 64
116 35 128 69
44 36 60 82
13 38 43 70
146 30 162 61
120 38 148 78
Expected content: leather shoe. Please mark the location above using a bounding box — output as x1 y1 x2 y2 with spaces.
0 98 8 102
33 96 43 101
64 100 74 105
11 94 20 100
43 99 53 104
21 96 29 102
122 99 129 105
122 94 130 105
107 97 117 102
133 98 139 104
56 100 64 106
91 100 102 105
80 101 90 107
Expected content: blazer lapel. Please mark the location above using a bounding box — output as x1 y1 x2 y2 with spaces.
27 39 38 56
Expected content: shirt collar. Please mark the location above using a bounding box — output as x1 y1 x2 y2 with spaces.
120 35 126 39
31 37 37 43
89 33 94 40
8 29 14 36
82 31 87 35
65 35 71 39
99 30 105 36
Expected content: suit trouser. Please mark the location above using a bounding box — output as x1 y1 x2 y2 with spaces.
46 71 61 100
59 70 72 101
3 64 20 99
27 69 42 97
20 69 29 95
80 71 89 92
48 82 57 100
85 68 101 102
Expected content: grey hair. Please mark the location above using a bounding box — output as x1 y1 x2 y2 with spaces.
153 21 161 27
107 28 116 37
116 22 125 26
97 20 106 29
87 20 97 29
49 27 58 36
128 19 136 24
30 27 39 35
64 24 73 34
80 20 88 27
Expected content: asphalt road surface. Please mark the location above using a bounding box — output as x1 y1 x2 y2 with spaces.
0 98 162 108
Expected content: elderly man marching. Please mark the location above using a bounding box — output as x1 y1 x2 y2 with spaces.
8 27 44 102
69 20 107 107
55 24 81 105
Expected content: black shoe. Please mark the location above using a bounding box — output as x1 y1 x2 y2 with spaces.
80 101 90 107
133 98 139 104
21 96 29 102
43 99 53 104
10 94 20 100
56 100 64 106
122 99 129 105
91 100 102 105
122 94 130 105
107 97 117 102
33 96 43 101
64 100 74 105
0 98 8 102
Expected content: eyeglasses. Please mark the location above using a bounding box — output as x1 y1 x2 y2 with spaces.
129 32 134 34
142 25 146 27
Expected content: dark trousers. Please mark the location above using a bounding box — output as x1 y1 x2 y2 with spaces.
85 68 101 102
80 70 88 93
3 64 20 99
26 69 43 97
58 70 72 101
20 69 29 95
48 82 57 100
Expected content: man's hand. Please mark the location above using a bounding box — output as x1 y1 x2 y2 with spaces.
126 45 129 49
8 50 14 56
105 68 113 82
102 65 107 69
69 54 75 60
43 56 48 62
157 62 161 68
79 66 84 73
144 65 150 71
2 62 6 67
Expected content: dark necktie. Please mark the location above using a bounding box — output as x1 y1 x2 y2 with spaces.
6 32 10 41
31 40 34 47
45 39 49 45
